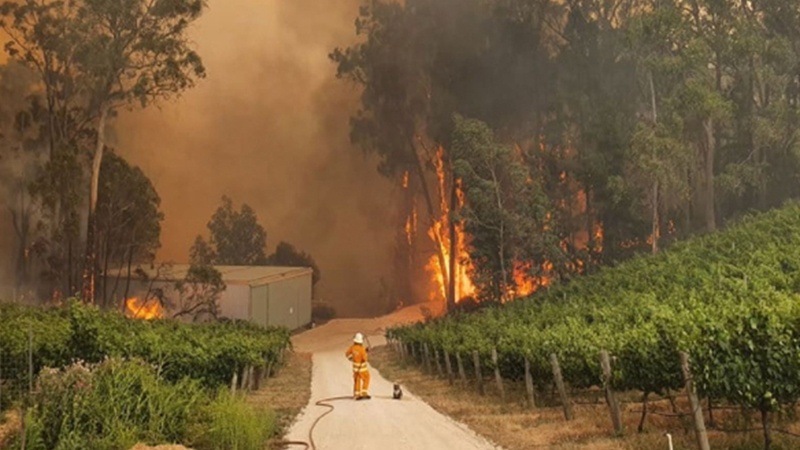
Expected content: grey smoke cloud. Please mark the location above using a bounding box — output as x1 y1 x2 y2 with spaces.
115 0 397 316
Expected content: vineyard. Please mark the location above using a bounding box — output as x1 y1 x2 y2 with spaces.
0 301 291 449
388 202 800 449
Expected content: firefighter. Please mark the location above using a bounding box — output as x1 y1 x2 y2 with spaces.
345 332 371 399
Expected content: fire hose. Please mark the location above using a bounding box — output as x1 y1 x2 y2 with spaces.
279 395 354 450
278 395 398 449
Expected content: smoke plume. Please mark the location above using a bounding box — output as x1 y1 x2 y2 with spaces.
116 0 397 317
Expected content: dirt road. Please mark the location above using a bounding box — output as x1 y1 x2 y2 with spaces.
284 305 501 450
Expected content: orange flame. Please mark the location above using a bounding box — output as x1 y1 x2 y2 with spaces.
423 146 562 304
405 202 418 247
125 297 163 320
427 147 476 304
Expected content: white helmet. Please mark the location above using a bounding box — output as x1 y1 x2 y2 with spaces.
354 332 364 344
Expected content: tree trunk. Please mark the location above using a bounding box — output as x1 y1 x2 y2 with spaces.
649 70 658 123
408 138 450 310
10 190 31 292
651 181 659 254
123 242 135 305
67 238 74 297
703 118 716 232
447 169 458 311
82 106 110 303
490 167 508 301
101 236 111 307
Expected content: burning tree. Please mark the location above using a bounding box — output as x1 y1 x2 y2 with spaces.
331 0 565 309
451 116 555 303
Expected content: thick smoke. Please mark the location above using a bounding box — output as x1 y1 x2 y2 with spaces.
116 0 397 317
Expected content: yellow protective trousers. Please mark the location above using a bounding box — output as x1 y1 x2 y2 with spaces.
353 363 371 397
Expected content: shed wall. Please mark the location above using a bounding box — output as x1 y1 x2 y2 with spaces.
265 273 311 329
218 285 250 320
250 284 269 327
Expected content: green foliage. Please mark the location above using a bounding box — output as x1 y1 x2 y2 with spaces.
8 358 273 450
96 152 163 306
14 359 201 450
268 241 321 286
192 196 268 266
389 202 800 418
451 115 558 301
0 301 291 396
190 390 276 450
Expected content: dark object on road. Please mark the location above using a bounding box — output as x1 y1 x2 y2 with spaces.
393 383 403 400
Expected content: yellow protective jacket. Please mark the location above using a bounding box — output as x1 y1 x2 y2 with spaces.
345 343 369 373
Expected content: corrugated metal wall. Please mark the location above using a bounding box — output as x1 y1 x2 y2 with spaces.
218 285 250 320
250 284 269 327
262 273 311 329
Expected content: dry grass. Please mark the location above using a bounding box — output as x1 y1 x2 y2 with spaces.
0 410 20 449
247 351 312 448
129 445 191 450
370 346 800 450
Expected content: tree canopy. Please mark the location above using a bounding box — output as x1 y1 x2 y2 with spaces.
334 0 800 304
192 196 269 266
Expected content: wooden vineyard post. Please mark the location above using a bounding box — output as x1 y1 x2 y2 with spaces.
230 370 238 395
411 343 417 363
423 344 432 373
456 352 468 385
241 366 250 392
434 349 444 377
444 350 455 385
680 352 710 450
472 350 485 395
524 356 537 408
265 359 274 380
550 353 573 421
600 351 623 435
253 366 262 390
492 347 506 402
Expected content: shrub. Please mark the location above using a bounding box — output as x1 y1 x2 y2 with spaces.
9 358 206 450
312 301 336 323
189 390 277 450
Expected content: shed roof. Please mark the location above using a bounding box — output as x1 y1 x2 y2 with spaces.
104 264 312 287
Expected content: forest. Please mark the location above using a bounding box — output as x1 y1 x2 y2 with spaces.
331 0 800 309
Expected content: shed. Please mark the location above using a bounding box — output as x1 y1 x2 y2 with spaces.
105 264 312 330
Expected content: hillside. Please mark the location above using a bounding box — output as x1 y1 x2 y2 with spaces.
389 201 800 448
